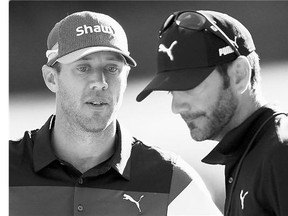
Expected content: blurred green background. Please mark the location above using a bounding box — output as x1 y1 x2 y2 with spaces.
10 1 288 213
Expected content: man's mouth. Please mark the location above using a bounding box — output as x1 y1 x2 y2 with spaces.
86 101 108 107
181 112 206 121
88 101 106 105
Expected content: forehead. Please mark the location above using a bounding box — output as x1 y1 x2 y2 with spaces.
78 51 125 63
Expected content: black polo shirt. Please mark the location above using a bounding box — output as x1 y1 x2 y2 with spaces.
10 115 193 216
203 106 288 216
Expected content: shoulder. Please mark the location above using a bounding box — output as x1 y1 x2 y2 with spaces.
258 113 288 173
265 113 288 157
275 113 288 144
9 129 38 165
266 135 288 168
134 140 195 186
131 138 207 196
257 112 288 153
131 138 179 164
124 138 179 193
255 114 288 209
10 129 38 148
131 138 198 174
131 137 199 176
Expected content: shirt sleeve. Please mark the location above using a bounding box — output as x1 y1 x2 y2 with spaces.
167 155 222 215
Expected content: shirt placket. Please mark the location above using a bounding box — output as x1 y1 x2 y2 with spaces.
74 176 86 216
224 160 239 216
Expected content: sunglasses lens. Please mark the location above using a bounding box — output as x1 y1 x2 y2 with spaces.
177 12 206 30
159 11 240 56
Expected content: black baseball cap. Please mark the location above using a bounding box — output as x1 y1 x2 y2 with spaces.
136 10 255 102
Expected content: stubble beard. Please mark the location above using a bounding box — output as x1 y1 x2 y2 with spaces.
185 87 237 141
58 91 116 134
76 111 113 133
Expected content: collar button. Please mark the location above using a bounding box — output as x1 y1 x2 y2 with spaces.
78 178 84 185
228 177 234 184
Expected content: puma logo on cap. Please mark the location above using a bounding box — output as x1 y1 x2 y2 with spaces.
158 41 178 61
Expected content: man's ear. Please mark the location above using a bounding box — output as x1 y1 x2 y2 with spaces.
42 65 58 93
125 66 131 78
229 56 251 94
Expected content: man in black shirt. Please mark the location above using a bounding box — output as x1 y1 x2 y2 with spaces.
10 10 222 216
137 10 288 216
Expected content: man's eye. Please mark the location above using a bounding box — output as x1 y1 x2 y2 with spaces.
106 66 119 74
76 66 89 73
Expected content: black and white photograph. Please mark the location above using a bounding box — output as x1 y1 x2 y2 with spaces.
9 1 288 215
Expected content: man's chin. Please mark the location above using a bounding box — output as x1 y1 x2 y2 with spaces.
190 129 205 142
77 116 112 133
189 126 216 142
82 123 110 133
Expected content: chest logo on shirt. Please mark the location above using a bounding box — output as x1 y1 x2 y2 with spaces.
123 193 144 213
240 190 249 210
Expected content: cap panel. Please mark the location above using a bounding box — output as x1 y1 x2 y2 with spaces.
45 11 136 67
58 12 125 57
200 10 255 56
136 10 256 102
205 31 238 65
200 11 240 64
158 23 210 73
47 22 60 50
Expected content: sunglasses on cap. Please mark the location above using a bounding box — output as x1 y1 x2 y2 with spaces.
159 10 241 56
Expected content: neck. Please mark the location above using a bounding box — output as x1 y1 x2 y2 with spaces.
52 116 117 173
215 92 266 141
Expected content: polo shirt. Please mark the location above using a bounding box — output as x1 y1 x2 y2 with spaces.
202 106 288 216
10 115 221 216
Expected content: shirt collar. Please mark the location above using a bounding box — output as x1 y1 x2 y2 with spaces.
33 115 57 172
202 106 277 165
33 115 133 180
110 122 133 180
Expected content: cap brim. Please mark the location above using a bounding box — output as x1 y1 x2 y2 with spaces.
136 66 215 102
57 46 137 67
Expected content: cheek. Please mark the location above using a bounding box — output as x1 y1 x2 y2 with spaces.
109 74 127 95
100 78 126 111
194 93 217 112
200 88 223 115
57 77 82 103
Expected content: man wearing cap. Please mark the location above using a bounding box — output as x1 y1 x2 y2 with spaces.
137 10 288 216
9 11 222 215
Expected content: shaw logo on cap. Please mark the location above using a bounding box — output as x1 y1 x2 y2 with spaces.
158 41 178 61
76 24 115 36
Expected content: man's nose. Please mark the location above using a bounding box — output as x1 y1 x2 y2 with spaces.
89 71 108 91
171 91 190 114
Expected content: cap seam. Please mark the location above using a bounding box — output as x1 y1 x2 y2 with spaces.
56 19 65 59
